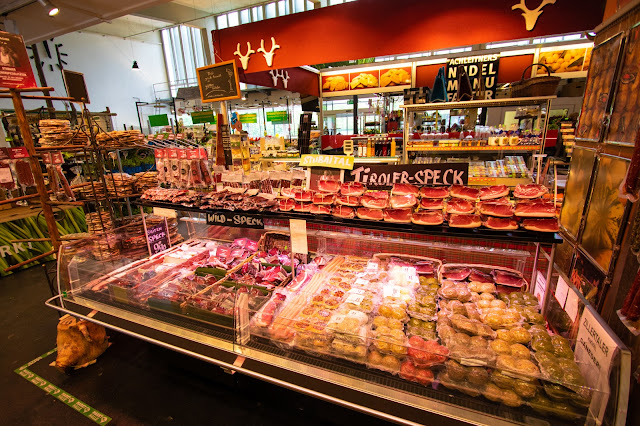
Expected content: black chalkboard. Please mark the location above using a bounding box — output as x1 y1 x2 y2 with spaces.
196 60 241 102
344 163 469 189
62 70 90 104
146 220 170 255
206 211 264 229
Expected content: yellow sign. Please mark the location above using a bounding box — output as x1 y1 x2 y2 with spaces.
299 155 355 170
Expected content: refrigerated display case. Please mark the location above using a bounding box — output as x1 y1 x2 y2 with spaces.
47 212 630 426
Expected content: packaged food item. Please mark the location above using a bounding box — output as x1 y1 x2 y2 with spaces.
377 301 409 322
439 280 472 302
449 314 497 339
400 359 434 386
367 349 402 374
407 336 448 367
370 325 407 356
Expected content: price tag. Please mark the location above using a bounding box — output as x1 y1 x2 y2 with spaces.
554 276 569 308
564 288 580 321
354 278 369 288
534 271 546 304
152 207 177 218
345 294 365 307
289 219 308 255
145 219 170 255
383 285 405 299
366 261 379 271
348 288 366 296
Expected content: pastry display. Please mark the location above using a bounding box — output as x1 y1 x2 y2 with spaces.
350 72 378 89
322 75 349 91
380 68 410 87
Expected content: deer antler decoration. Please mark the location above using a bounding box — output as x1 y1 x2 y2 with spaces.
512 0 556 31
234 42 255 70
257 37 280 67
281 71 290 89
269 70 279 86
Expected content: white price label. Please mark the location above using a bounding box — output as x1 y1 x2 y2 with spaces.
348 288 366 296
345 294 365 306
564 288 580 322
354 278 369 288
554 276 569 308
289 219 308 255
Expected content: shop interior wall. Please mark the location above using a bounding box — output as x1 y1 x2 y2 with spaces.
0 31 167 132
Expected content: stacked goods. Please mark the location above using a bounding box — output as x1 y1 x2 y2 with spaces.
0 207 87 275
95 130 142 148
86 211 113 234
250 256 592 420
133 171 158 193
38 120 89 146
117 216 183 259
104 173 135 197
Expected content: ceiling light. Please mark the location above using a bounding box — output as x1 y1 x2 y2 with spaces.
38 0 59 16
132 61 139 70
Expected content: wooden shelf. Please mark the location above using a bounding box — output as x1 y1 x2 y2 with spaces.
400 96 555 111
406 145 540 153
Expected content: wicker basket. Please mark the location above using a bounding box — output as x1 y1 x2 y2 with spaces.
511 63 561 98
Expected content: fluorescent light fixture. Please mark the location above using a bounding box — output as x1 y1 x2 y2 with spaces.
500 48 536 57
587 31 597 37
539 42 593 52
414 58 448 66
38 0 59 16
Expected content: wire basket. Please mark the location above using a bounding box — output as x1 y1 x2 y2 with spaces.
511 63 561 98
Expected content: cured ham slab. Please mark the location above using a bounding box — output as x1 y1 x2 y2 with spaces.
340 181 365 196
483 216 518 230
332 205 355 219
361 195 388 209
391 183 419 196
317 179 340 193
412 211 444 225
293 202 312 212
336 194 361 207
419 186 450 199
468 269 494 284
449 185 480 200
356 207 384 221
310 204 331 215
389 194 417 209
478 185 510 200
443 267 471 280
514 200 556 217
491 269 524 287
279 198 295 211
312 193 335 205
383 208 413 223
522 218 559 232
513 183 548 199
447 214 482 228
420 198 445 210
281 187 295 198
293 190 313 202
478 201 514 217
365 190 390 200
446 198 475 214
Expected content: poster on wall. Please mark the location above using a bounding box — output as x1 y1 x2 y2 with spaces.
446 54 499 100
0 31 37 89
559 147 597 239
538 47 592 73
571 251 606 307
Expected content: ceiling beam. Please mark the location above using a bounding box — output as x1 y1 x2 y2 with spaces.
132 2 211 25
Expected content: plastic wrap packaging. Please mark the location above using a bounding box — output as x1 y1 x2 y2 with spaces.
14 159 35 187
0 161 15 190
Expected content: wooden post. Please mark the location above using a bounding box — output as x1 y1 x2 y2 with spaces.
10 89 61 252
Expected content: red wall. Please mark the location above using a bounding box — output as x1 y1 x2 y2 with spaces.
213 0 604 73
240 67 320 96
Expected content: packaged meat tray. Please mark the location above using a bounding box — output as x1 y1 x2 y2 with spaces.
366 349 402 374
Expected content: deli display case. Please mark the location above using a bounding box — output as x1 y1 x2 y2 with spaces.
47 213 630 426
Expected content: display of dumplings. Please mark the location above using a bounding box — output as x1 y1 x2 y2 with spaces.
350 72 378 89
380 68 410 87
322 75 349 91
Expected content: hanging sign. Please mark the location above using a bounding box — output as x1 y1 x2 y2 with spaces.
345 163 468 188
196 60 241 102
146 220 170 255
0 32 36 88
148 114 169 127
206 211 264 229
266 111 289 123
446 54 499 100
299 155 354 170
191 110 216 124
239 113 258 123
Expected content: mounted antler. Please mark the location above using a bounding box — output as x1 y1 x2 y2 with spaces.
257 37 280 67
234 42 255 70
269 70 279 86
268 69 290 88
281 71 290 89
512 0 556 31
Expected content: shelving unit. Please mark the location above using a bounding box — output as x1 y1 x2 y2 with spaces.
405 145 539 153
400 96 555 165
259 156 401 164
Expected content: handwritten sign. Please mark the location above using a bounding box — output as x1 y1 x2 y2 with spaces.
196 60 241 102
206 211 264 229
289 219 308 255
534 271 546 304
554 275 569 307
575 306 619 423
146 220 170 255
300 154 355 170
345 163 468 189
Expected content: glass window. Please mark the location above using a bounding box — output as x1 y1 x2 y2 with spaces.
216 14 228 29
161 26 209 96
307 0 315 10
278 0 288 15
240 9 250 24
265 3 277 18
252 6 263 21
294 0 305 12
329 0 344 5
227 11 240 27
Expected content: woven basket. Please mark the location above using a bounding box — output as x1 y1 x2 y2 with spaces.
511 63 561 98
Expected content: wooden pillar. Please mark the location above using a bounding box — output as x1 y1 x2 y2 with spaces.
10 89 61 252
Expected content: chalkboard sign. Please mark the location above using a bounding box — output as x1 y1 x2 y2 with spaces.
146 220 170 255
206 211 264 229
196 60 241 103
62 70 90 104
344 163 469 189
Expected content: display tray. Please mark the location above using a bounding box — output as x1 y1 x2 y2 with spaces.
138 201 562 244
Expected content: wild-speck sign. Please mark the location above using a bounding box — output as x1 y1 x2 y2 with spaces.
206 211 264 229
345 163 468 189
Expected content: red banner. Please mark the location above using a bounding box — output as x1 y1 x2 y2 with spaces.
213 0 604 74
0 31 36 88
